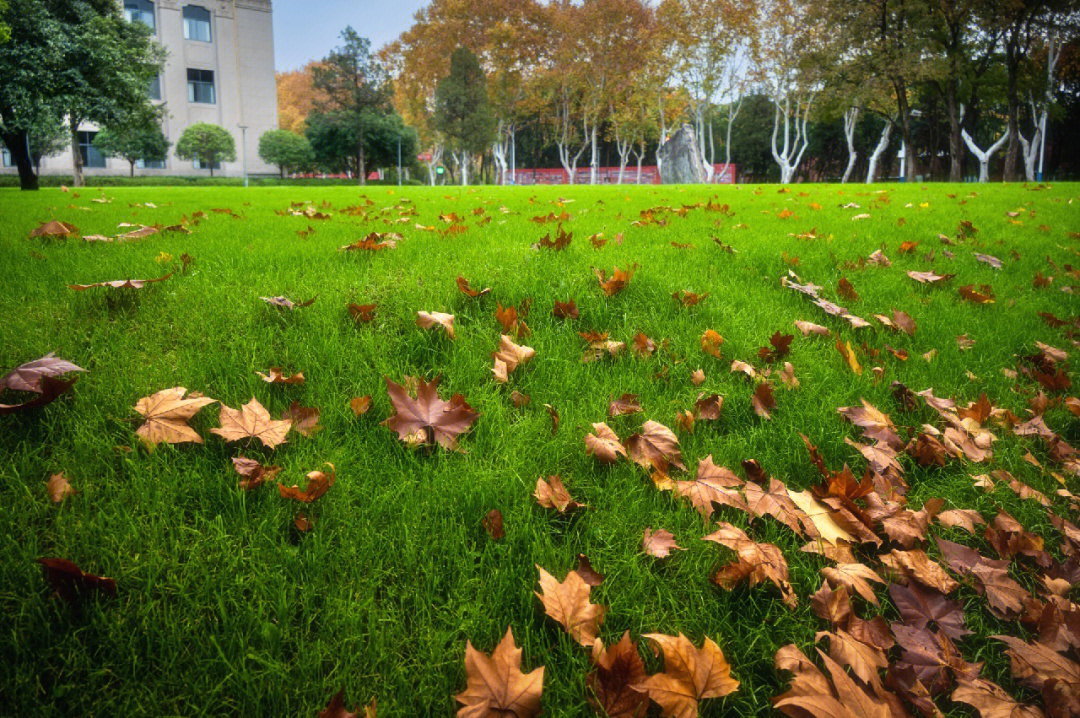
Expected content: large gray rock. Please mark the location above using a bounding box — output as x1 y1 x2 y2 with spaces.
658 124 708 184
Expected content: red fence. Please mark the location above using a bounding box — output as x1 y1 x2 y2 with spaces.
511 163 736 185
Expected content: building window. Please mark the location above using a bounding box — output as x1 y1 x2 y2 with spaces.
137 158 167 169
193 158 220 170
187 68 215 104
125 0 155 30
78 131 106 168
149 75 162 101
1 147 13 168
183 5 212 42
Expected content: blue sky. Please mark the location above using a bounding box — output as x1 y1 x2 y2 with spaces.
272 0 429 72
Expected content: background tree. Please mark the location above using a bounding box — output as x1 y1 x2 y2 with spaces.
15 113 69 176
49 0 164 186
434 47 495 185
0 0 10 44
175 123 235 177
257 129 314 177
312 28 392 185
276 63 327 134
92 121 169 177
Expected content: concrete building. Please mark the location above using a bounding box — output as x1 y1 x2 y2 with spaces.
0 0 278 178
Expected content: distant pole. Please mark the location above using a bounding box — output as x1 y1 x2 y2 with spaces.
238 124 248 187
397 135 402 186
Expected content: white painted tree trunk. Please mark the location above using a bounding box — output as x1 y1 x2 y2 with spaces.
841 106 858 184
866 120 892 184
452 150 469 186
424 144 443 186
724 96 742 169
770 95 811 184
555 97 585 185
492 122 511 186
633 144 645 184
961 127 1009 182
655 102 668 179
588 120 599 185
1019 130 1038 182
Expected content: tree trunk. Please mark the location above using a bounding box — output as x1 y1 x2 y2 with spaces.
1003 51 1020 182
358 141 366 186
962 127 1009 182
895 83 916 180
130 160 135 178
588 121 598 185
866 120 893 184
280 166 285 179
209 162 214 178
946 80 963 182
841 107 858 184
69 116 85 188
2 129 39 190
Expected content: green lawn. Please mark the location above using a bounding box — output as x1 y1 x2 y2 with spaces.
1 182 1078 716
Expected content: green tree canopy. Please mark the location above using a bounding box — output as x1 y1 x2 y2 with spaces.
312 27 393 184
305 110 416 178
93 122 170 177
175 123 236 177
433 47 494 184
257 129 314 177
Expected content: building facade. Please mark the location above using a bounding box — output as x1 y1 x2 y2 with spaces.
0 0 278 178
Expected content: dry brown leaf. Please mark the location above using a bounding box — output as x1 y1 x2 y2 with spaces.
350 395 372 416
278 464 335 503
455 627 544 718
701 329 724 358
705 521 798 608
231 456 281 490
534 475 585 513
585 422 626 463
643 527 686 558
587 632 649 718
416 311 456 339
47 472 75 503
133 387 216 446
382 375 479 450
257 367 305 385
211 397 291 449
821 563 885 606
535 565 607 646
625 420 686 471
638 633 740 717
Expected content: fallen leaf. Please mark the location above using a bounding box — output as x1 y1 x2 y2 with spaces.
133 387 216 446
705 521 798 608
752 382 776 419
701 330 724 358
625 420 686 471
552 300 579 319
483 509 504 539
587 632 650 718
46 472 75 503
643 528 685 558
609 393 642 417
455 627 544 718
795 320 830 337
638 633 740 716
30 220 79 238
350 395 372 416
278 464 335 503
211 397 291 449
416 311 456 339
37 558 117 601
347 303 377 322
534 475 585 513
456 275 491 297
535 565 606 646
382 375 479 450
260 295 315 310
257 367 305 385
68 272 173 291
284 401 321 437
231 455 281 490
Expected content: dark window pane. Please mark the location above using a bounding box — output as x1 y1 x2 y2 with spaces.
125 0 155 30
183 6 211 42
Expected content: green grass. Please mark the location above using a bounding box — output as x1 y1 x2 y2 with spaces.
0 181 1078 716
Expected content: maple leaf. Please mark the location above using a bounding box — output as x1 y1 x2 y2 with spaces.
318 689 376 718
907 270 955 284
257 367 305 385
495 303 531 338
585 422 627 463
609 393 642 417
694 394 723 421
821 563 885 606
587 632 649 718
456 275 491 297
211 397 292 449
705 522 798 608
339 233 396 251
492 335 535 383
534 475 585 512
575 553 605 586
835 337 862 375
132 387 216 446
889 582 970 640
673 289 709 306
638 633 740 717
838 277 859 301
483 509 504 540
838 399 903 450
347 302 377 322
816 629 887 686
795 320 830 337
952 678 1045 718
752 382 776 419
30 220 80 238
262 295 316 310
626 420 686 471
535 565 606 646
231 456 281 490
643 528 686 558
700 329 723 358
350 395 372 416
416 311 456 339
47 472 75 503
974 252 1002 269
633 332 658 357
594 265 635 296
744 478 818 538
37 558 117 601
958 284 995 304
278 464 335 503
880 549 959 594
68 272 173 291
382 376 479 451
675 456 747 518
552 299 579 319
1 353 84 393
691 369 706 385
455 627 544 718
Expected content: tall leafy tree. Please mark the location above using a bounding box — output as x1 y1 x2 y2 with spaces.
312 28 392 185
434 47 495 185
